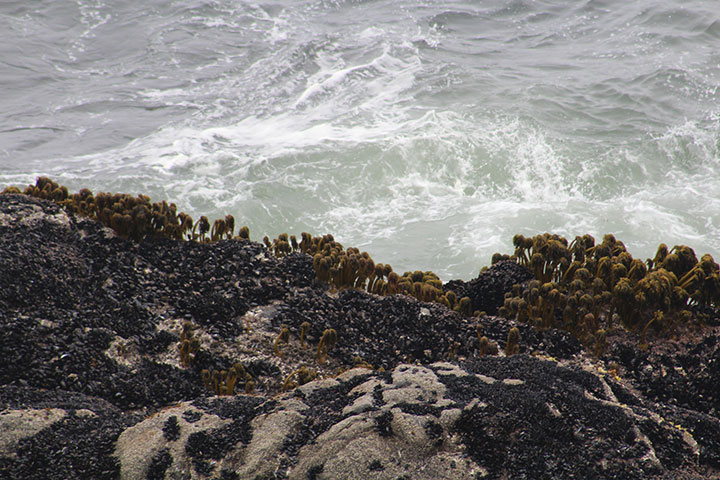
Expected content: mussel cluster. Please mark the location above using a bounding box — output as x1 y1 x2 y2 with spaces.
497 233 720 349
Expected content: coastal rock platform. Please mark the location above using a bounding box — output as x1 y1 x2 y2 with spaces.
1 194 719 479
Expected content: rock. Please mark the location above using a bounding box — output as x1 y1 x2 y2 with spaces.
116 403 231 480
2 194 720 479
0 408 67 458
0 386 135 479
444 260 533 315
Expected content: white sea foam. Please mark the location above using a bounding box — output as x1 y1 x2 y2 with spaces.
3 0 720 280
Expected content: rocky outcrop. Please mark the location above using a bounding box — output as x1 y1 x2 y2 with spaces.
444 260 533 316
1 194 720 479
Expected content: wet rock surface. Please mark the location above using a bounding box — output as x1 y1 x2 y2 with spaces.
1 194 720 479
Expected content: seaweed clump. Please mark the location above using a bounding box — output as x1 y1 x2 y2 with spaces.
179 322 200 368
264 231 473 314
3 177 249 243
201 363 254 396
495 233 720 350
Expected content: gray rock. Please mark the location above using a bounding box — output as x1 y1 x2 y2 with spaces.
102 362 713 479
0 408 67 458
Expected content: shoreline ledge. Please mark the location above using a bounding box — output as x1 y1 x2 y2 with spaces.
2 193 720 479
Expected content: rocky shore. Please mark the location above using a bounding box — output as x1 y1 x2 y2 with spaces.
1 193 720 479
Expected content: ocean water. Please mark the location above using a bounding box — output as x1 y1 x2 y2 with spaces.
1 0 719 280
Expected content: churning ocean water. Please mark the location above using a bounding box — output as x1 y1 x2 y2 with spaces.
1 0 719 280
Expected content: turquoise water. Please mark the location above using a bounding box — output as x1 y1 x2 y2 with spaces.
2 0 719 279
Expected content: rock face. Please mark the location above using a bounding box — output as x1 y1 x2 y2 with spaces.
444 260 533 316
1 194 720 479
